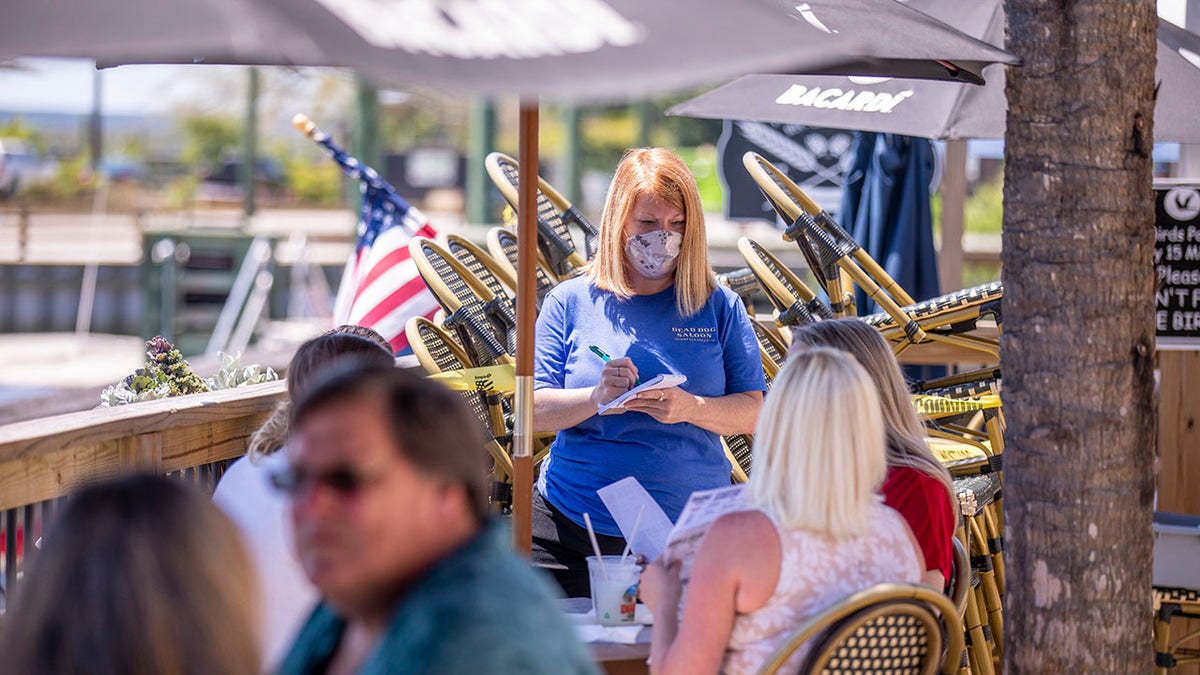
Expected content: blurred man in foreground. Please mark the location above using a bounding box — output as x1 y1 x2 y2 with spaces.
274 361 597 675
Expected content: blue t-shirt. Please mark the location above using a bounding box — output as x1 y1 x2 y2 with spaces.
534 277 766 535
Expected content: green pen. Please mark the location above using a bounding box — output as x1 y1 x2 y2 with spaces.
589 345 639 385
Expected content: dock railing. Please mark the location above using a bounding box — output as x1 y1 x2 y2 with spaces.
0 380 286 610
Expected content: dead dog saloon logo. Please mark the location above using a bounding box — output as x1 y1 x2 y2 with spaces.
314 0 643 58
673 326 717 343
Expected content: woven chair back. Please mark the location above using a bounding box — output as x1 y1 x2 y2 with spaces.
758 583 963 675
444 232 517 298
485 151 598 279
409 236 514 366
485 226 559 303
405 316 514 483
737 237 831 327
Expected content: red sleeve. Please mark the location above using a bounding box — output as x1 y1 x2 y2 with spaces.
881 466 955 584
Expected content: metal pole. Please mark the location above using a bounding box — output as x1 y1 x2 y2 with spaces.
513 100 538 557
467 99 497 224
561 105 582 205
89 67 103 172
1180 1 1200 178
241 67 259 219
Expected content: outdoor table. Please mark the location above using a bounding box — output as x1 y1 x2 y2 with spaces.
560 597 651 675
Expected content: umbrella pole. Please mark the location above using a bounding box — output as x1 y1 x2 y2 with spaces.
512 99 538 557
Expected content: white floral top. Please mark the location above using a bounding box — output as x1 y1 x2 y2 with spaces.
720 503 923 675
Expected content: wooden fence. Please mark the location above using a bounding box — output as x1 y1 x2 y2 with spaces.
0 381 286 608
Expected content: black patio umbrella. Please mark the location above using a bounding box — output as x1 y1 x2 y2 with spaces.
1 0 1017 552
668 3 1200 143
0 0 1017 99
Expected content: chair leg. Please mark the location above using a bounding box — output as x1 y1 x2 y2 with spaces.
964 579 996 675
970 517 1004 662
1155 603 1177 675
983 506 1006 596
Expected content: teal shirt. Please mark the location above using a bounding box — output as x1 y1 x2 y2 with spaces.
277 522 599 675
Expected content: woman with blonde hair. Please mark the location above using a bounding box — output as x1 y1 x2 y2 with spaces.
1 474 261 675
639 348 923 674
789 318 956 590
532 147 766 596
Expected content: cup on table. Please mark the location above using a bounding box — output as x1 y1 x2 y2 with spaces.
587 555 641 626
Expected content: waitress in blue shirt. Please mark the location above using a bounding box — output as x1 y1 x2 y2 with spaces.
532 147 766 597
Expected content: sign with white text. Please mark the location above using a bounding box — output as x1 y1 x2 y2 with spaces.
1155 183 1200 348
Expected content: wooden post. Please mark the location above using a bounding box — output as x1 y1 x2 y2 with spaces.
1157 349 1200 675
939 139 967 293
512 101 538 557
1157 350 1200 514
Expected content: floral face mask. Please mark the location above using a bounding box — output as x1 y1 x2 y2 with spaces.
625 230 684 280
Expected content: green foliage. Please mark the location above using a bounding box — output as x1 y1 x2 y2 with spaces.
145 335 209 396
934 170 1005 237
285 155 343 206
964 172 1004 235
99 336 277 407
379 92 468 152
21 152 91 204
0 117 47 153
178 114 240 168
675 145 724 213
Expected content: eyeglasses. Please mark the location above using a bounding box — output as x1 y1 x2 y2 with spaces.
268 462 389 498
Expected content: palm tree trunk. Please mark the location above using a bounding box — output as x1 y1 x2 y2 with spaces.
1002 0 1158 671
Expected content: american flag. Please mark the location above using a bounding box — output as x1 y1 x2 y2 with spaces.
296 115 440 355
332 183 440 354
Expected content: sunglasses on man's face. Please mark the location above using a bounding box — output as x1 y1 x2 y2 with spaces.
268 462 389 498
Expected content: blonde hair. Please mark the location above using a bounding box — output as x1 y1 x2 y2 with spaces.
748 347 886 536
787 319 955 504
587 147 715 317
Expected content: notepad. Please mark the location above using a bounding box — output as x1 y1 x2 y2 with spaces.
596 373 687 414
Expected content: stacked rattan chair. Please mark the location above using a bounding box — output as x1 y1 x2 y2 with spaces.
485 226 559 306
738 237 834 336
485 152 599 281
757 583 965 675
405 317 519 509
1154 587 1200 674
742 152 1002 360
410 235 515 367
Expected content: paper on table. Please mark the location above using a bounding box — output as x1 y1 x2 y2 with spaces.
663 484 746 580
597 373 687 414
597 477 675 561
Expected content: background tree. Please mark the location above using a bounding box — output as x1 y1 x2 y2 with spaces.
1002 1 1157 671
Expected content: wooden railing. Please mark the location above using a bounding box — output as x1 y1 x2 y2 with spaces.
0 381 286 607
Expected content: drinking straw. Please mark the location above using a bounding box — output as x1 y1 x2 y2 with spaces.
620 504 646 565
583 512 608 579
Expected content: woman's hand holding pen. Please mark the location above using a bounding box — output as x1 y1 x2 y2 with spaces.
590 357 639 407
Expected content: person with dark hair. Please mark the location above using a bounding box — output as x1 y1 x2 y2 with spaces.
1 474 261 675
212 325 396 670
275 362 597 675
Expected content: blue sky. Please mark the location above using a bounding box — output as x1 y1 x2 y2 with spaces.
0 59 257 116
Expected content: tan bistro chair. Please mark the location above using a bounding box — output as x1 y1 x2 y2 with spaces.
485 151 599 280
743 152 1001 359
757 583 965 675
738 236 834 332
485 225 559 306
410 236 515 367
